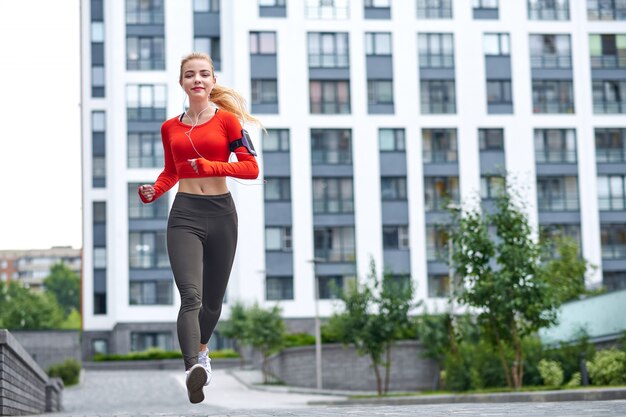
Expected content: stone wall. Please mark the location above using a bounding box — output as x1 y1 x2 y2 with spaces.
11 330 81 371
267 340 437 391
0 330 49 415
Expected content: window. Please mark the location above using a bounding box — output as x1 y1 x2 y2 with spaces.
540 224 581 252
426 225 449 261
473 0 498 9
534 129 577 163
126 84 167 121
379 129 405 151
130 331 173 351
528 0 569 20
536 176 579 211
194 0 220 12
593 80 626 113
263 129 290 152
598 175 626 210
367 80 394 105
479 129 504 151
318 275 354 299
417 0 453 19
590 34 626 69
365 33 391 55
194 37 221 71
94 248 107 269
486 80 512 105
481 175 505 200
311 129 352 164
428 274 451 298
250 32 277 55
365 0 390 6
603 271 626 292
312 178 354 213
129 281 172 305
601 224 626 258
126 36 165 70
308 33 349 68
532 80 575 114
383 226 410 249
126 0 164 24
596 128 626 163
418 33 454 68
92 111 106 188
91 0 105 98
424 177 460 212
483 33 510 56
265 227 292 251
92 339 108 355
128 184 168 219
529 35 572 68
305 0 349 19
251 80 278 105
266 276 294 300
381 177 407 200
309 80 351 114
421 80 456 114
128 132 162 168
587 0 626 20
422 129 458 163
314 227 356 262
264 177 291 201
129 231 169 268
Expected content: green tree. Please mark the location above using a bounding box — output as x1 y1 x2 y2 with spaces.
416 313 454 389
539 236 592 303
43 262 80 317
327 259 416 395
220 301 250 368
0 281 64 329
245 303 286 383
449 184 587 389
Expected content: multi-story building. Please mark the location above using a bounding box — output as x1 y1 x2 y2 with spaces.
0 247 81 292
80 0 626 357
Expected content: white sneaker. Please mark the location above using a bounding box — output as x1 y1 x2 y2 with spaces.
185 363 207 404
198 349 212 386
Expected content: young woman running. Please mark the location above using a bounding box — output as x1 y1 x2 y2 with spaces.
138 52 260 404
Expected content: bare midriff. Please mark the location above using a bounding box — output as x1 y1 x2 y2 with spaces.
178 177 229 195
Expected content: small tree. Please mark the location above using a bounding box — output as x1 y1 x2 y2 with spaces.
220 301 250 368
328 259 416 395
43 262 80 317
0 281 64 329
245 303 285 383
450 183 588 389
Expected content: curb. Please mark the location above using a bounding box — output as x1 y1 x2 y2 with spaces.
308 387 626 406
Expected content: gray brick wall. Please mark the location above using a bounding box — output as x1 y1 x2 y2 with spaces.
11 330 81 371
267 341 438 391
0 330 48 415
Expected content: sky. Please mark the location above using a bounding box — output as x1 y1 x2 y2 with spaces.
0 1 82 250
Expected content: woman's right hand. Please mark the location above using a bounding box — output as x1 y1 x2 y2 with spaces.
138 184 155 202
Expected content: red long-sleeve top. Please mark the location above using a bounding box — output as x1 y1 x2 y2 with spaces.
139 109 259 204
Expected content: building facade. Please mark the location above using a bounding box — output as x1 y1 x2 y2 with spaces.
0 247 81 292
80 0 626 357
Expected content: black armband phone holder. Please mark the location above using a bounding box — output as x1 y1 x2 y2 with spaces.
229 129 257 156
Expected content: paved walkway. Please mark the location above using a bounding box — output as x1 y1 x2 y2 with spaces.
29 369 626 417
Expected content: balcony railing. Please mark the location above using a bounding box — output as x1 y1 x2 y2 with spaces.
533 101 575 114
599 197 626 211
314 248 356 262
530 55 572 69
537 197 579 211
602 244 626 259
419 54 454 69
535 150 577 163
529 7 569 20
417 7 452 18
308 53 349 68
591 55 626 69
311 150 352 164
423 150 458 163
594 101 626 114
305 5 349 19
313 199 354 214
596 149 626 163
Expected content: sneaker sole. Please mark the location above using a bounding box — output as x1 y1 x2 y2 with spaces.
186 365 207 404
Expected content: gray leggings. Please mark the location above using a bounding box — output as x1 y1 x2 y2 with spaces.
167 192 238 370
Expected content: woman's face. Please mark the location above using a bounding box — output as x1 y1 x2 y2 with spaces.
180 59 216 100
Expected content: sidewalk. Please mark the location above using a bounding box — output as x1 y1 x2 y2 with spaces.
228 369 626 407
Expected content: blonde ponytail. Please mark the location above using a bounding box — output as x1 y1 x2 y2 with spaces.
179 52 262 127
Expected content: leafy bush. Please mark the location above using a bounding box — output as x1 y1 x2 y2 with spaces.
537 359 564 387
586 349 626 386
566 372 581 388
283 333 315 348
47 359 81 386
93 347 238 361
